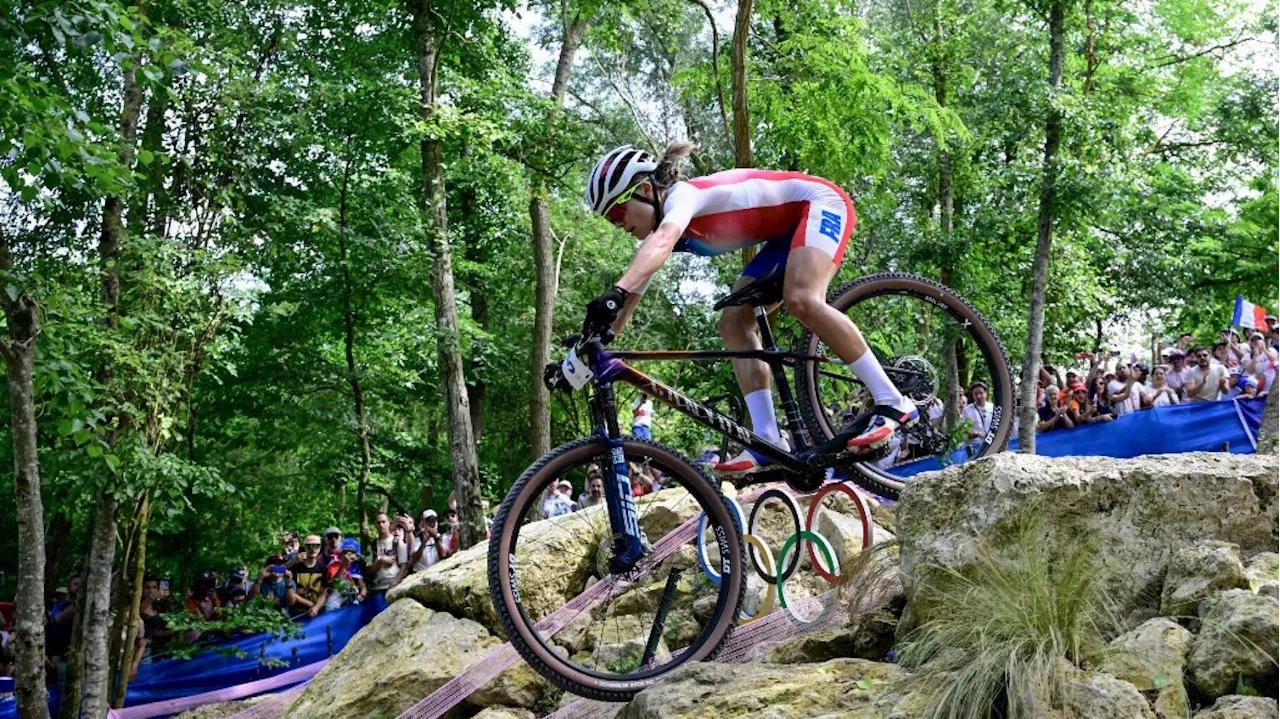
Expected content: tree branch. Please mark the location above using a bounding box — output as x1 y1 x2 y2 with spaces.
1145 33 1257 70
687 0 733 151
592 55 660 153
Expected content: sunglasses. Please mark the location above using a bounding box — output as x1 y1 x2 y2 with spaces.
305 543 321 549
604 184 641 225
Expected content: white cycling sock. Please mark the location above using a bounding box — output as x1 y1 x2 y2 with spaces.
743 389 783 444
849 352 904 407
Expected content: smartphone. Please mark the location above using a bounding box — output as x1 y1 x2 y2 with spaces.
159 579 169 592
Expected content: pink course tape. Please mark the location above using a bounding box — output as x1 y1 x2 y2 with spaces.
105 659 328 719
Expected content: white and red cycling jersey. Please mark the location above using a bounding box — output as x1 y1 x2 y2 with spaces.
660 169 856 277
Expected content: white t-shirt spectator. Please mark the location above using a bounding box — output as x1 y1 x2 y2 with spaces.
1107 380 1141 416
960 403 994 447
1184 364 1229 402
410 536 439 572
1164 368 1186 395
632 397 654 427
1252 349 1276 392
370 536 407 591
1144 385 1179 408
543 493 574 519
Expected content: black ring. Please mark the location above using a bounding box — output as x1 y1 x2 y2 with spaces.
747 488 802 583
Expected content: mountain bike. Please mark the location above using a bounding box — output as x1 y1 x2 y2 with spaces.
488 272 1012 701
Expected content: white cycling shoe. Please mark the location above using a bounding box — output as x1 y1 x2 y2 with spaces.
714 438 791 476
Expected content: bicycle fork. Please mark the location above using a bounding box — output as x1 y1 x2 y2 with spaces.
591 382 647 573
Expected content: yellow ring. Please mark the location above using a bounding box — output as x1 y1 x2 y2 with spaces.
738 534 776 624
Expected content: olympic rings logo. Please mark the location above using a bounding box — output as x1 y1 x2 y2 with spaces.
694 482 875 627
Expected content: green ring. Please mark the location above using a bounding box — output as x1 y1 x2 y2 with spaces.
776 530 838 624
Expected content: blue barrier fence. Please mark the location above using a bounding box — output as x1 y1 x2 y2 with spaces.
0 594 387 719
889 395 1266 478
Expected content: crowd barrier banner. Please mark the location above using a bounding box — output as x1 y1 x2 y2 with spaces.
0 594 387 719
889 396 1266 479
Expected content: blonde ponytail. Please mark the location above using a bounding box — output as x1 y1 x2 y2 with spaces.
651 141 694 187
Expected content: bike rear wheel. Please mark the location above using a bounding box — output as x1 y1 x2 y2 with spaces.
488 436 746 702
794 273 1013 500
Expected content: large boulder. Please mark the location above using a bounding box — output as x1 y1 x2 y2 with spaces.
1188 589 1280 701
1097 618 1193 718
388 487 704 632
618 658 922 718
766 608 898 664
898 453 1278 626
1245 553 1279 593
1193 695 1279 719
283 600 518 719
1061 671 1158 719
1161 541 1250 617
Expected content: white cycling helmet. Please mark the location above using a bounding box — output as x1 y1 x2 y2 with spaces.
584 146 658 216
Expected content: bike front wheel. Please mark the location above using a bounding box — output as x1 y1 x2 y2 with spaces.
488 436 746 702
794 273 1014 500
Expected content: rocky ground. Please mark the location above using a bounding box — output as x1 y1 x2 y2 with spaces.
180 451 1280 719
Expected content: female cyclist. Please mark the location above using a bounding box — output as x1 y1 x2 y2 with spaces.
579 143 918 475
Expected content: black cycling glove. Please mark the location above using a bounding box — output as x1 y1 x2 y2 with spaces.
582 286 630 340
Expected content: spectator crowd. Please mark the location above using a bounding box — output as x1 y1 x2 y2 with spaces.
1030 319 1277 435
24 497 495 686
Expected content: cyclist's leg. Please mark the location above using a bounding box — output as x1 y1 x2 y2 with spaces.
716 242 788 472
782 202 917 449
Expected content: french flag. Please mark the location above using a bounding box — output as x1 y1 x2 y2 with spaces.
1232 295 1269 329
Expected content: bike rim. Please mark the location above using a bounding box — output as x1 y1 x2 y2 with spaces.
803 275 1013 489
492 440 744 689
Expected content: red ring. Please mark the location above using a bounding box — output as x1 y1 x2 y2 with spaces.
804 482 874 583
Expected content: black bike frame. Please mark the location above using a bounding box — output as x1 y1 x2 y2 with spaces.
583 307 841 572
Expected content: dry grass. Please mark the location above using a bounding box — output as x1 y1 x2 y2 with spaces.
896 516 1117 719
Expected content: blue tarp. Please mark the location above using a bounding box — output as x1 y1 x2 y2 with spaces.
889 396 1266 478
0 594 387 719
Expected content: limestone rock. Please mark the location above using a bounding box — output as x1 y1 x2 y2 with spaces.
618 658 921 718
1061 671 1157 718
767 608 898 665
282 600 499 719
1245 553 1279 592
1188 589 1280 701
1162 541 1249 617
1097 618 1193 691
472 708 537 719
1193 695 1280 719
467 656 556 710
173 695 272 719
1152 680 1191 719
389 488 702 632
898 453 1278 626
1260 582 1280 600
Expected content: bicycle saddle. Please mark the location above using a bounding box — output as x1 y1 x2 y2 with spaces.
712 272 786 311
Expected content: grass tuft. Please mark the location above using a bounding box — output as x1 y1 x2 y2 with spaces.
897 514 1117 719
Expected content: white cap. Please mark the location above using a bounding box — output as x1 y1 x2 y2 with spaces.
421 509 438 520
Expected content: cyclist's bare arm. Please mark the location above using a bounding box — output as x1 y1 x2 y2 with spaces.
617 222 682 295
609 222 683 335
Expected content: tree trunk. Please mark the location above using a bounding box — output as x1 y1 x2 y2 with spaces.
105 496 140 705
69 46 145 719
1258 384 1279 454
460 177 488 441
0 231 51 719
112 495 150 707
529 15 588 460
336 155 374 547
45 512 71 604
731 0 753 168
128 85 168 234
1016 0 1065 454
410 0 484 549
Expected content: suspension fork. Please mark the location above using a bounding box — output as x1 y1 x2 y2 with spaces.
756 308 809 450
590 382 646 573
